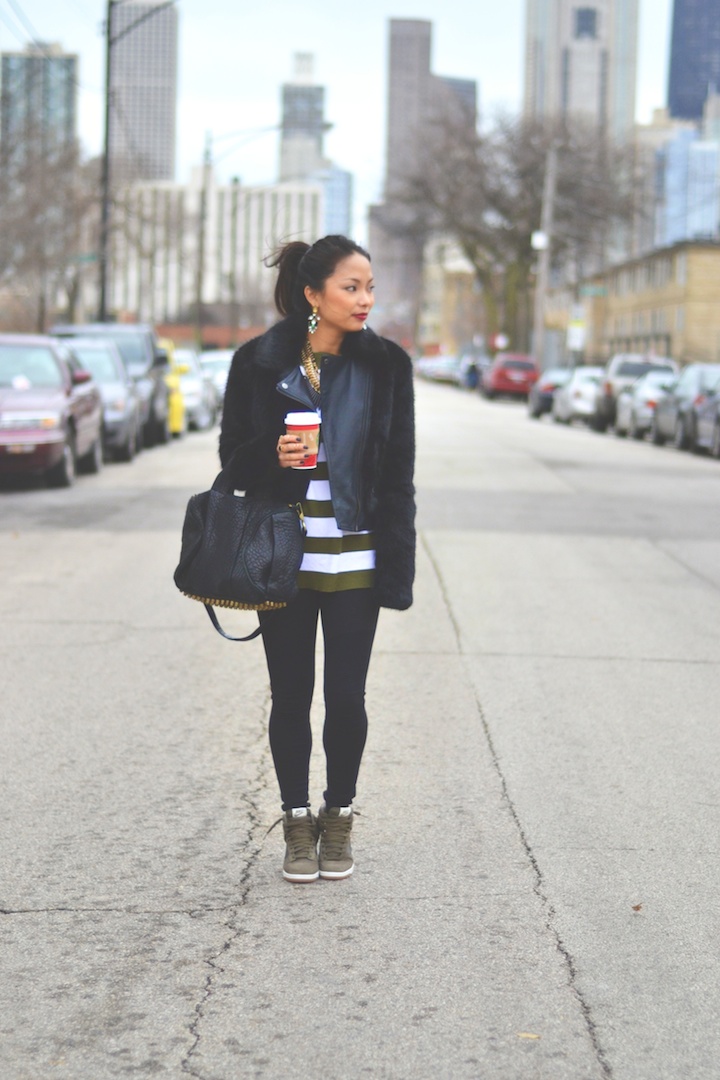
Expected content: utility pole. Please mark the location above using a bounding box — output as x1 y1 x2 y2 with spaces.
531 142 559 371
194 132 212 348
229 176 240 344
98 0 114 322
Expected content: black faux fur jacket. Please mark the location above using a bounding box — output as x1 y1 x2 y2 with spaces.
219 315 416 610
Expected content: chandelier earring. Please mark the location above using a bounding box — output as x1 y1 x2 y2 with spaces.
308 305 320 335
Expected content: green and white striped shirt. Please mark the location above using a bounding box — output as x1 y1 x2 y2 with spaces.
297 440 376 592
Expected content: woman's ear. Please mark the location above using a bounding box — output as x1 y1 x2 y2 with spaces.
304 284 319 309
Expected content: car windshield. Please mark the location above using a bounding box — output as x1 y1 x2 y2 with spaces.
96 332 147 374
574 370 602 382
617 360 673 377
70 347 120 383
640 371 673 387
0 345 62 389
501 359 535 371
541 369 571 383
202 357 232 375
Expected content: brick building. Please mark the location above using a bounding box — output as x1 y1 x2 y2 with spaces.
582 241 720 364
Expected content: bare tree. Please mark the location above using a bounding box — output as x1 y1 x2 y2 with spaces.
0 119 91 331
399 112 640 351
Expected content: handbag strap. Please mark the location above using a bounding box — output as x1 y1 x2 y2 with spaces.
204 604 263 642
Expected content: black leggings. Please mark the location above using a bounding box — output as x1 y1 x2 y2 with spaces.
259 589 380 811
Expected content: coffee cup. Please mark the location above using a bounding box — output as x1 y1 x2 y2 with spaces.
285 411 321 469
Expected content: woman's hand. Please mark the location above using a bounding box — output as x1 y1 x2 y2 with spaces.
277 434 310 468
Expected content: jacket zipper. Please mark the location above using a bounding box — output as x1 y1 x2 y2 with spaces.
352 375 371 531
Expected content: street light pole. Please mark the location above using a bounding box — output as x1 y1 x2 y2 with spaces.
531 142 559 371
194 132 212 347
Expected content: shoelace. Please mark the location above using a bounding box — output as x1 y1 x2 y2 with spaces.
320 814 353 858
267 814 318 859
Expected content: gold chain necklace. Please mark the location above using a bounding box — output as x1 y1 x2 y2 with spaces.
301 340 321 393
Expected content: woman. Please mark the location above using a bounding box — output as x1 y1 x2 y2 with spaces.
219 235 416 883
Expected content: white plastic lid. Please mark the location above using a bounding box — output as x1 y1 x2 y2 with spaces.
285 411 321 426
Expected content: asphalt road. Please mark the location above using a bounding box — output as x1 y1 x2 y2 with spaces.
1 380 719 1080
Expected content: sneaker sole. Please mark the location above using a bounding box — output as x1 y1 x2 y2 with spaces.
283 869 319 883
319 865 354 880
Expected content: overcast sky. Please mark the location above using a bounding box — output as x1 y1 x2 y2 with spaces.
0 0 673 232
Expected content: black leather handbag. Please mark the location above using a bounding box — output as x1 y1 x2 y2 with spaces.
174 466 306 641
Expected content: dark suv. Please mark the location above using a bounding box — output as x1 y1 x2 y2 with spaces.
52 323 169 447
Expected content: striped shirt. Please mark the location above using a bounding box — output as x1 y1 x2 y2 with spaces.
297 439 376 592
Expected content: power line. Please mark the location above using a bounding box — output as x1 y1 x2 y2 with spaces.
0 0 103 97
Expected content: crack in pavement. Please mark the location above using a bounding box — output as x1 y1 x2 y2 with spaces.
421 531 614 1080
180 692 272 1080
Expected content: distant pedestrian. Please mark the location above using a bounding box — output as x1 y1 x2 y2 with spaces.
219 235 416 882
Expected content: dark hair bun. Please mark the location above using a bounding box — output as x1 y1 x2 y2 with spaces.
266 235 370 317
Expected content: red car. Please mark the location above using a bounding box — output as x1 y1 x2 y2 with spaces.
0 334 103 486
481 353 539 399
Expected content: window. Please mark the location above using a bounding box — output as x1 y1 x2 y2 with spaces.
575 8 598 39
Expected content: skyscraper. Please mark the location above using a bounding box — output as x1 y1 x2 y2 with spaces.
109 0 178 182
668 0 720 121
370 19 477 344
0 42 77 165
279 53 329 182
523 0 639 140
277 53 352 233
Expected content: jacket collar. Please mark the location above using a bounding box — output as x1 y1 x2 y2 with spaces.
252 314 387 375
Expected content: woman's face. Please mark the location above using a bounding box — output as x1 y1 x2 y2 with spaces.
305 253 375 336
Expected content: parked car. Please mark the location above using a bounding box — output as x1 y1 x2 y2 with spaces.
650 362 720 450
199 348 234 409
414 354 465 385
481 353 539 399
52 322 169 447
552 366 605 424
61 337 142 461
172 347 217 430
591 353 678 432
614 370 675 440
528 367 572 418
0 334 103 486
694 377 720 457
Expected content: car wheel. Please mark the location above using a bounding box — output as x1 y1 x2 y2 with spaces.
116 424 138 462
614 420 627 438
711 421 720 459
484 389 495 400
630 414 644 440
688 419 700 454
673 416 689 451
192 404 213 431
47 433 76 488
80 435 104 474
650 415 665 445
154 411 170 444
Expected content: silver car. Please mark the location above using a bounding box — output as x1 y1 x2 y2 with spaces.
552 366 605 424
614 370 675 440
174 349 217 431
199 349 234 409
